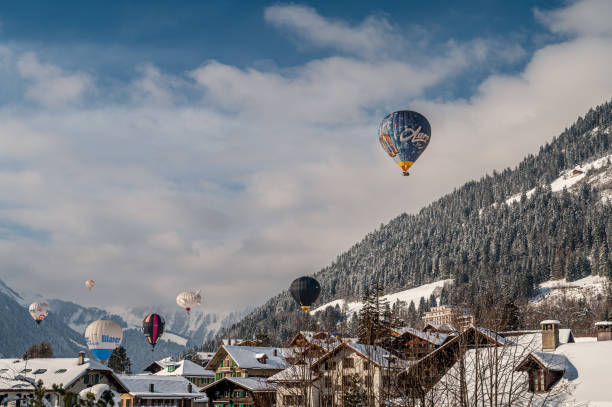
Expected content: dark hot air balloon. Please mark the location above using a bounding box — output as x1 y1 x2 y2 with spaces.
378 110 431 175
142 313 165 351
290 276 321 313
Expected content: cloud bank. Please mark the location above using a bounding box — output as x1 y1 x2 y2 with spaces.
1 1 612 313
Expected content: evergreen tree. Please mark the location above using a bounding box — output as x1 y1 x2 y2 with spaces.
107 346 132 374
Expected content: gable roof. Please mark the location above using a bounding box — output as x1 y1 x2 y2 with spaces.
200 377 276 393
118 375 203 399
206 346 290 371
267 364 315 383
154 359 214 378
394 327 450 346
311 342 408 370
0 357 126 392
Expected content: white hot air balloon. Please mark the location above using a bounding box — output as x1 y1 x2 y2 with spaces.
29 302 50 325
84 320 123 361
85 280 95 290
176 290 202 314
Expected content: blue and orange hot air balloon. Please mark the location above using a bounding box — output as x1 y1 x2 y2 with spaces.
142 313 165 351
379 110 431 176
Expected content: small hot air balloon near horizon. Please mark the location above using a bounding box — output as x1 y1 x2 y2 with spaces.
85 280 95 291
84 320 123 361
290 276 321 313
29 301 50 325
176 290 202 314
142 313 165 351
378 110 431 176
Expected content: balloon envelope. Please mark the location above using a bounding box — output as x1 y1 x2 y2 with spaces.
85 320 123 360
378 110 431 174
176 290 202 313
142 313 165 350
29 302 50 324
85 280 95 290
289 276 321 313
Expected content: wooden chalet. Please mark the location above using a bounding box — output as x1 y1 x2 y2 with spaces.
200 377 275 407
205 346 290 381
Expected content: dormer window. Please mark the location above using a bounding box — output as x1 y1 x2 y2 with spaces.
255 353 268 364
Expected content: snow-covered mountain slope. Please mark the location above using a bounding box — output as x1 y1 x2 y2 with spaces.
531 275 609 305
505 152 612 205
312 279 452 317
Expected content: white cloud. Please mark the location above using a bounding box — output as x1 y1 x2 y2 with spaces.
0 0 611 313
264 5 399 57
535 0 612 37
17 52 93 107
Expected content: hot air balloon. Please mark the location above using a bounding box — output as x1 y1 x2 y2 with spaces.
28 302 50 325
85 280 95 290
176 290 202 314
378 110 431 176
142 313 165 351
289 276 321 313
84 320 123 361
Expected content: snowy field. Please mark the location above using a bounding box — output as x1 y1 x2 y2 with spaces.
312 279 453 317
531 274 608 304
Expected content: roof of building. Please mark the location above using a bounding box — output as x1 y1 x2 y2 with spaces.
311 342 409 369
394 327 450 346
0 357 122 391
207 346 290 371
267 364 314 383
595 321 612 327
200 377 276 393
118 375 204 399
540 319 561 324
153 359 214 378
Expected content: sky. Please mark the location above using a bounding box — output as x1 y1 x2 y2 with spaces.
1 0 612 313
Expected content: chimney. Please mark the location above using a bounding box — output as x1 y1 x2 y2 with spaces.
149 384 154 393
540 320 560 351
187 384 192 393
78 351 85 365
595 321 612 341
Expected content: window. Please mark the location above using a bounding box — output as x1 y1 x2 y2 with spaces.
363 361 369 370
343 375 352 386
33 369 47 374
342 358 354 368
531 369 547 392
0 369 7 373
283 395 304 406
55 369 67 374
20 369 32 373
324 376 333 387
168 365 176 372
365 376 372 387
94 374 100 384
220 361 224 367
326 361 337 370
84 375 89 384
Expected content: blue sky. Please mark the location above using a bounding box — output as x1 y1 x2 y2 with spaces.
0 0 611 312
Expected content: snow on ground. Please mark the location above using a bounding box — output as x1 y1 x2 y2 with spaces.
312 279 453 317
531 274 608 304
505 153 612 206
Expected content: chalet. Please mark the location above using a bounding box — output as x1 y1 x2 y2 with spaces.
143 357 174 374
286 332 339 360
389 327 451 360
310 342 408 407
200 377 276 407
0 352 128 407
205 346 290 381
153 360 215 387
118 375 206 407
514 320 612 404
267 364 317 407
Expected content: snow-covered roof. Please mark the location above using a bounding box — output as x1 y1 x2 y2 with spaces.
118 375 204 399
474 327 514 346
78 384 122 406
154 360 214 378
541 319 561 325
594 321 612 327
530 352 573 372
0 357 116 391
222 346 290 370
312 342 409 369
201 377 276 393
395 327 449 346
267 364 314 383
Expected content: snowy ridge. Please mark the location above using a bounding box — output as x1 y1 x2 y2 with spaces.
505 153 612 205
531 274 608 304
312 279 452 317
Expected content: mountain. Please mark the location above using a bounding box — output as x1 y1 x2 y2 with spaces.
219 100 612 344
0 280 247 372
